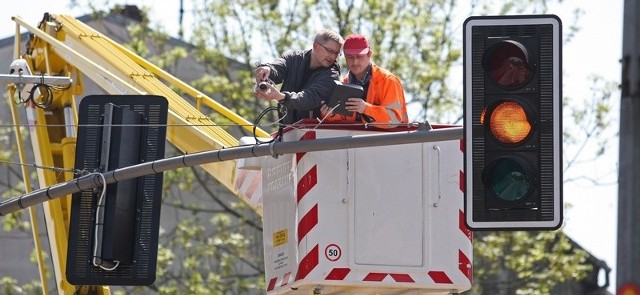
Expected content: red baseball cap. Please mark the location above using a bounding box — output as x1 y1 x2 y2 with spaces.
343 34 370 55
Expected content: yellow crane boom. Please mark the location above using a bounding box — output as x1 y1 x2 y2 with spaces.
7 13 266 294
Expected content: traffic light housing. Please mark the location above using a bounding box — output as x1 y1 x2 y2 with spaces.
67 95 168 285
463 15 562 230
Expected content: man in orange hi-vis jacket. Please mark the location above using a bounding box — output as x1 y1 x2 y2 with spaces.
320 34 408 128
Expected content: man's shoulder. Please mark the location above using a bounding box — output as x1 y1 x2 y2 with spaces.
372 64 400 81
282 49 311 59
372 64 393 76
310 62 340 80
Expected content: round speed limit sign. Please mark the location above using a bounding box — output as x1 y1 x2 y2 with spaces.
325 244 342 262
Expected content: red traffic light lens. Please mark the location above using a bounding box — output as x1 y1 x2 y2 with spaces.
484 40 532 88
481 100 533 145
484 156 535 202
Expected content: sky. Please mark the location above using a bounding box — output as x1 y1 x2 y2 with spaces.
0 0 623 293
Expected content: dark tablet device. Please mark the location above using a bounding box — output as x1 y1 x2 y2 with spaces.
327 81 364 116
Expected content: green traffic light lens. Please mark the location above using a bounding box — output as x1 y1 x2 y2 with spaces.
484 40 532 88
485 157 534 202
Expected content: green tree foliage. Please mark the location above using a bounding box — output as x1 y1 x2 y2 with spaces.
471 231 593 295
115 150 265 295
563 75 618 186
187 0 464 123
0 116 46 294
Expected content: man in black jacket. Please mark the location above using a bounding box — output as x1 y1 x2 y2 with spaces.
254 29 343 125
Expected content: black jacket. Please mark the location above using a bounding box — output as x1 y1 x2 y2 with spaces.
264 49 340 124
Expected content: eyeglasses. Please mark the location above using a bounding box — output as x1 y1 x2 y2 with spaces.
317 42 342 57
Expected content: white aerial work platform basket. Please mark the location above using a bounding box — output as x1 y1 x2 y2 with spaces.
241 124 472 295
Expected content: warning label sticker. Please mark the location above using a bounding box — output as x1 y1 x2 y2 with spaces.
272 249 289 271
273 229 288 247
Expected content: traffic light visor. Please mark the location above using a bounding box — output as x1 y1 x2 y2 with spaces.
482 100 533 145
484 40 532 88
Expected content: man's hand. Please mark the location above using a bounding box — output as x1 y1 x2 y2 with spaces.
344 98 366 114
320 103 334 118
254 82 285 101
255 66 271 84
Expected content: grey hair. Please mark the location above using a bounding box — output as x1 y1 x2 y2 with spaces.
314 29 344 46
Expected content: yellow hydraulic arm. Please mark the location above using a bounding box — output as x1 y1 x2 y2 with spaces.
8 14 267 295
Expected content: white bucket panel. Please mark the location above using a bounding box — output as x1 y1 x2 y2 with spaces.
261 127 472 295
353 144 424 266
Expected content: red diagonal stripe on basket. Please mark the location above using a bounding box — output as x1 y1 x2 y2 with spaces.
459 250 472 282
295 244 319 280
245 172 261 200
236 169 248 189
390 273 415 283
363 273 388 282
459 170 464 193
460 138 464 152
325 268 351 280
459 210 472 241
428 271 453 284
296 131 317 163
298 204 318 244
281 272 291 287
297 165 317 204
267 277 277 291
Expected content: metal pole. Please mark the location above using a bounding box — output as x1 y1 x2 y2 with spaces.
0 74 72 86
617 0 640 289
0 127 462 216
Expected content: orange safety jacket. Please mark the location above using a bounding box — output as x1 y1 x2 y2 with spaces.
324 64 408 128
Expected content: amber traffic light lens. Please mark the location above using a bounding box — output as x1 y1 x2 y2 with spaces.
485 41 532 88
487 101 532 145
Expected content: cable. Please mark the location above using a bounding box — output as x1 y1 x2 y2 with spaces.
14 75 71 109
252 105 286 144
91 172 120 271
311 103 342 129
0 159 84 175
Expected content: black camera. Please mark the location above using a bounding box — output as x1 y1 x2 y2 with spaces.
255 79 274 94
258 81 269 91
